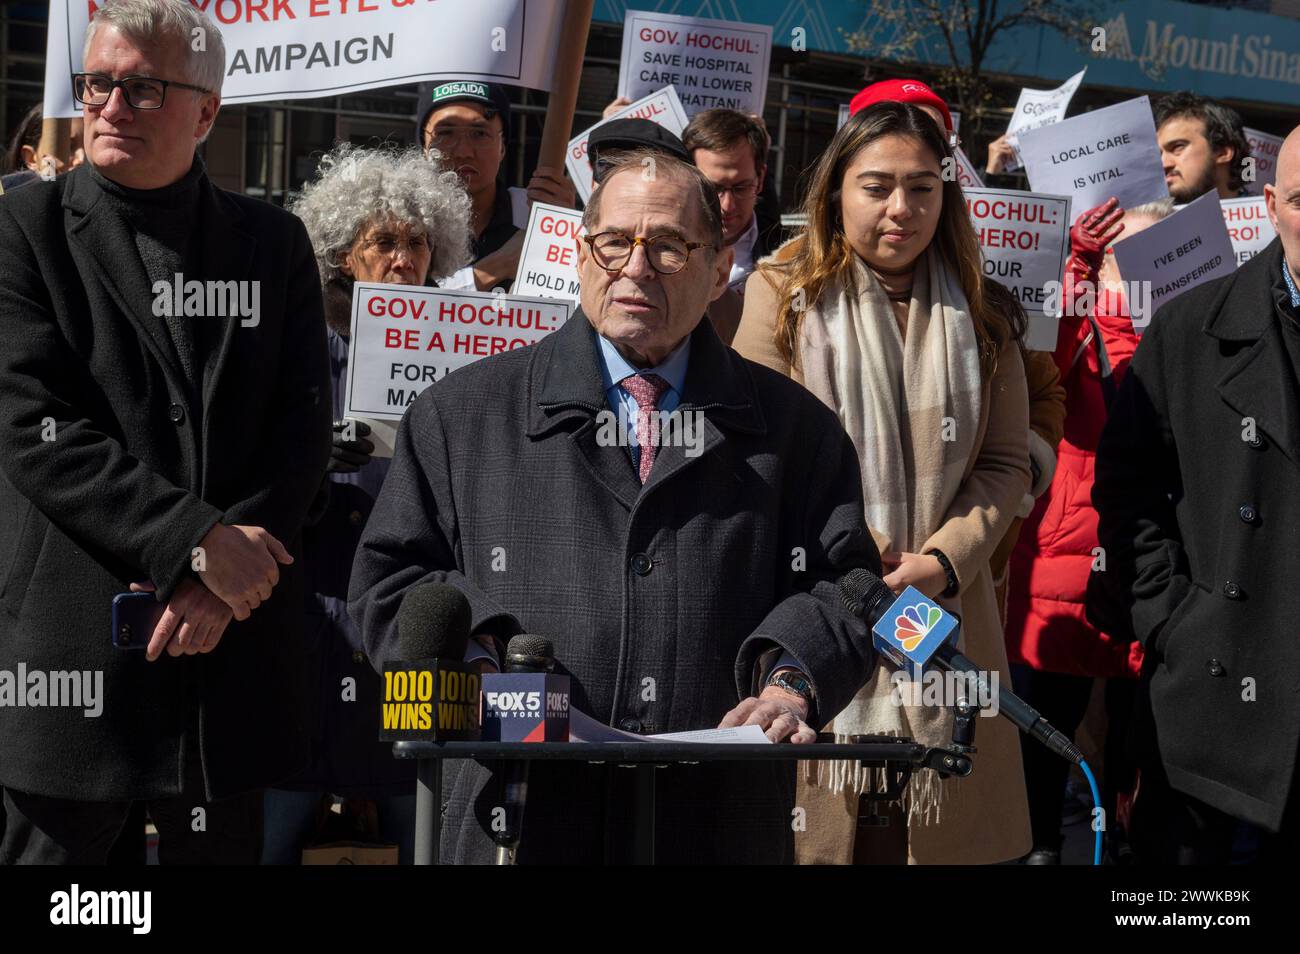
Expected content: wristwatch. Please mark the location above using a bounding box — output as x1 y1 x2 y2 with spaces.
767 669 815 711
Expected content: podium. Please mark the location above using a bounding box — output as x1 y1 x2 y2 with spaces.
393 736 974 864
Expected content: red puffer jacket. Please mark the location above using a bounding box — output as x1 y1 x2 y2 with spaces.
1004 235 1144 678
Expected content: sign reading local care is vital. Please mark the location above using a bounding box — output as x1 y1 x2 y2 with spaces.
344 283 572 421
43 0 565 117
617 10 772 117
1018 97 1168 214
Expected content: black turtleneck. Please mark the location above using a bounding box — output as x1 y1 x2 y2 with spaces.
87 158 205 386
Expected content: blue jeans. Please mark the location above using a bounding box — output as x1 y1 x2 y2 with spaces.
261 789 417 865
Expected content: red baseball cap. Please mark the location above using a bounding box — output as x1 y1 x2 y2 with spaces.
849 79 953 133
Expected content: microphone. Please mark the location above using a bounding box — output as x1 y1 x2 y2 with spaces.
482 635 571 864
481 634 570 742
379 583 481 742
839 569 1083 765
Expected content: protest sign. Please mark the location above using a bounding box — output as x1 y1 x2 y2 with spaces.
514 203 585 301
954 147 984 189
344 284 572 454
965 189 1071 351
1243 127 1283 197
617 10 771 117
1221 195 1278 265
1003 68 1086 172
566 86 689 203
1111 190 1235 333
1018 97 1167 214
44 0 566 117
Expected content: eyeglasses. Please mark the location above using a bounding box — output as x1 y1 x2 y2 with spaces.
362 233 431 256
583 231 714 275
72 72 210 110
427 126 501 150
713 180 759 200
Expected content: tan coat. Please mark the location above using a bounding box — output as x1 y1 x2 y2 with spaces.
733 265 1032 864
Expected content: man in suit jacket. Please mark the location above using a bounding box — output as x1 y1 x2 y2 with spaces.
0 0 331 863
349 150 881 864
1090 125 1300 862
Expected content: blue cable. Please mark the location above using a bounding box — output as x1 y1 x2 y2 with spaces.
1079 758 1103 866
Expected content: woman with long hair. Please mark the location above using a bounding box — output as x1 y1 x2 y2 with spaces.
733 101 1032 864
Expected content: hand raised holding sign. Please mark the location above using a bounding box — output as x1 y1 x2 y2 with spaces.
526 165 576 211
1071 197 1126 266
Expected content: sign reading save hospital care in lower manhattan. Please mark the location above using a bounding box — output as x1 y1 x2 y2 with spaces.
617 10 772 117
42 0 565 118
344 283 573 423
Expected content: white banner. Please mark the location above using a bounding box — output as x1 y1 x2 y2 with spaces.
617 10 771 118
513 202 585 301
964 189 1071 352
1111 190 1235 333
344 283 572 424
44 0 566 118
1018 97 1167 215
1003 68 1086 172
565 86 689 203
1243 127 1283 197
1221 195 1278 266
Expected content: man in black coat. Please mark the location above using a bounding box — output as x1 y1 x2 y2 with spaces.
349 151 881 864
1090 126 1300 862
0 1 331 863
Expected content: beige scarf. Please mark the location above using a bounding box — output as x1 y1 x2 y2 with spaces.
799 247 982 823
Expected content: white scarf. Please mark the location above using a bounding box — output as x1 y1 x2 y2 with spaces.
800 247 983 822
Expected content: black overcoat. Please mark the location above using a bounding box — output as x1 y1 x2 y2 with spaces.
1091 238 1300 831
0 164 332 801
350 311 881 863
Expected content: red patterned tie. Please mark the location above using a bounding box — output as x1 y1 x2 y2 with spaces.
620 372 671 484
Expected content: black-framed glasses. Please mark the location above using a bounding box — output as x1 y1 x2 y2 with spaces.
72 72 210 110
583 231 714 275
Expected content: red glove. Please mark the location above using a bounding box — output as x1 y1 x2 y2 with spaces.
1069 197 1126 271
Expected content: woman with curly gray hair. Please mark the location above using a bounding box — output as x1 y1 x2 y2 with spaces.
291 143 472 335
265 145 472 865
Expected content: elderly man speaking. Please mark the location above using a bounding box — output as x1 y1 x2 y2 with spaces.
0 0 330 863
349 151 880 864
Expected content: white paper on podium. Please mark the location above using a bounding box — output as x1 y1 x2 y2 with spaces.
567 708 770 743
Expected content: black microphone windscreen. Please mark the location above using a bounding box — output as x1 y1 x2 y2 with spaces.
396 583 472 659
839 568 891 615
506 634 554 659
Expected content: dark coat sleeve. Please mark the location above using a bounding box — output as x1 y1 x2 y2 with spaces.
1088 307 1190 646
734 417 880 727
0 201 223 598
219 217 333 546
348 388 522 667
